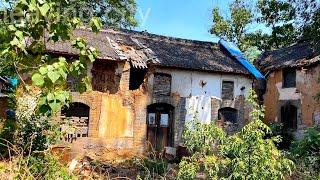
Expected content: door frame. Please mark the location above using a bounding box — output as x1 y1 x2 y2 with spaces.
146 103 174 150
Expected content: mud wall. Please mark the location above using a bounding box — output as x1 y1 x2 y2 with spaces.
263 64 320 128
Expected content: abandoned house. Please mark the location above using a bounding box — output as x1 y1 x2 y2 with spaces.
255 42 320 137
45 28 262 160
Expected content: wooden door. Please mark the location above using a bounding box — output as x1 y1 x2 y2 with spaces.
147 103 174 151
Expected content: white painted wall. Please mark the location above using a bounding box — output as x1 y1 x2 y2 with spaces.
150 68 253 123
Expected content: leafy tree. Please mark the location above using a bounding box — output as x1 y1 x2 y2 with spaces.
211 0 319 60
257 0 297 49
0 0 135 154
211 0 254 51
63 0 138 27
2 0 138 27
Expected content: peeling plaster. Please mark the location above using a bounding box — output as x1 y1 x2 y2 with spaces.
276 83 301 100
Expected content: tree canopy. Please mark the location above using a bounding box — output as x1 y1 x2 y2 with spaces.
211 0 320 61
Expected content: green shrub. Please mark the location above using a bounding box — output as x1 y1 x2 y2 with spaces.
269 122 294 149
134 150 168 179
177 89 295 180
177 156 199 180
289 127 320 179
14 153 76 180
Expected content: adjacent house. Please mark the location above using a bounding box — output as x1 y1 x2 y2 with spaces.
46 28 261 160
255 42 320 137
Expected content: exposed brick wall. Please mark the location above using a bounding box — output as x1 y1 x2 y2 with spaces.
153 73 171 97
222 81 234 100
91 61 123 94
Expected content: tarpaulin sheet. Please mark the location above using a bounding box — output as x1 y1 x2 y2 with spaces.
219 39 265 80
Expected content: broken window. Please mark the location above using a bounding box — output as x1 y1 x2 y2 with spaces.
91 61 121 94
61 102 90 142
281 104 297 129
218 107 238 123
147 103 174 151
282 68 296 88
153 73 172 96
129 63 147 90
222 81 234 100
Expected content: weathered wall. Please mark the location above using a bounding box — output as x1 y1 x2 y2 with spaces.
65 61 150 161
153 68 252 119
64 63 254 160
263 64 320 129
148 68 253 145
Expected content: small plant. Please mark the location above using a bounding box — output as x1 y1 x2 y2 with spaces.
134 144 170 179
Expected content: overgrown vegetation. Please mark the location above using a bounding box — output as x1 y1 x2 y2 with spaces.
177 89 295 180
0 0 137 178
289 127 320 179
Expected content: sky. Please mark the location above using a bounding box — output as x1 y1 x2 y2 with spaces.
134 0 234 42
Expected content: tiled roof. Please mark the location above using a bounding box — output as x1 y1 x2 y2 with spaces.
46 28 251 74
255 42 320 72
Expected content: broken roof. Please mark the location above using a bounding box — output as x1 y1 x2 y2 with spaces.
46 28 251 75
255 42 320 72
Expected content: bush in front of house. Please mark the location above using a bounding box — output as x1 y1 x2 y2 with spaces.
289 126 320 179
177 89 295 180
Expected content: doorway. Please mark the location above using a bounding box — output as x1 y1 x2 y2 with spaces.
281 104 298 130
61 102 90 142
147 103 174 151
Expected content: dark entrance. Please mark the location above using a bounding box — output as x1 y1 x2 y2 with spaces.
61 102 90 142
218 107 238 123
147 103 174 151
281 104 297 130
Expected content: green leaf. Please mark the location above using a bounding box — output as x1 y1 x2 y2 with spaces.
49 101 60 112
8 25 16 31
39 3 50 16
15 30 24 40
38 96 47 106
10 37 20 46
31 73 44 86
87 53 95 62
46 93 55 102
89 17 102 33
58 68 67 79
56 92 67 104
47 70 60 83
82 76 92 92
39 66 48 75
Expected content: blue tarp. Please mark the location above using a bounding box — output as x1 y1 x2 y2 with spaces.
0 76 18 87
219 39 265 80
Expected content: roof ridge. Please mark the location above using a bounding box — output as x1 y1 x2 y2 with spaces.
77 27 218 47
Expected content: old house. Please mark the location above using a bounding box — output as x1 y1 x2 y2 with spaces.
46 28 262 160
255 42 320 137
